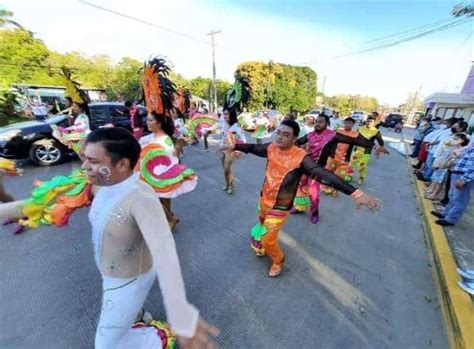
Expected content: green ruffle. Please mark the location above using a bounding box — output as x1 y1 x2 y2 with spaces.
293 196 310 206
250 223 268 241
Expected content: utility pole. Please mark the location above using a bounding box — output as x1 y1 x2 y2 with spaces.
206 29 221 112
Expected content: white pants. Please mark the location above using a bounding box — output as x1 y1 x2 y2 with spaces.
95 268 163 349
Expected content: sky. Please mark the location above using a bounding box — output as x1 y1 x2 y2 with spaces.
1 0 473 106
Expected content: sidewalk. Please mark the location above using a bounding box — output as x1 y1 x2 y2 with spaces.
403 130 474 349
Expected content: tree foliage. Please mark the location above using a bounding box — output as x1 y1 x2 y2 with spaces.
323 94 379 116
0 9 235 108
234 61 317 113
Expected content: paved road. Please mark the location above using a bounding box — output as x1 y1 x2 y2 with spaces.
1 129 448 348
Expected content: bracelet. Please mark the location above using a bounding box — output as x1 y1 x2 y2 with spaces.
351 189 364 200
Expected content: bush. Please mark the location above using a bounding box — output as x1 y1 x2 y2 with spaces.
0 90 21 126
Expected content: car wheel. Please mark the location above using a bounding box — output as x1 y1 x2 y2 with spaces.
29 139 68 166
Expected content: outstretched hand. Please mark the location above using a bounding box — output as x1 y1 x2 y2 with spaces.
220 144 235 152
177 318 220 349
375 146 390 158
354 193 381 212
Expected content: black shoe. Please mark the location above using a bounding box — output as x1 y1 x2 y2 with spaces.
430 211 445 219
412 164 421 169
435 219 454 227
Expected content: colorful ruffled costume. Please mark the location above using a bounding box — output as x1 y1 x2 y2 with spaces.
51 114 90 156
186 114 219 139
137 140 197 199
17 169 92 231
0 158 23 176
132 319 177 349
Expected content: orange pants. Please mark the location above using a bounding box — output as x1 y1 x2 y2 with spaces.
250 201 289 265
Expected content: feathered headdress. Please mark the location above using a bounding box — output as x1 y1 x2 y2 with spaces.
141 57 176 114
173 89 191 115
224 76 251 114
59 67 90 116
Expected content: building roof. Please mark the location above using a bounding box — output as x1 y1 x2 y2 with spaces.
424 92 474 106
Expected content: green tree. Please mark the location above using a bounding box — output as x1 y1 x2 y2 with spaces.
188 77 211 101
106 57 142 101
0 29 50 89
235 61 317 113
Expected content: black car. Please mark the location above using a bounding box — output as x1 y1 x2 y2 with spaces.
384 113 403 128
0 102 148 166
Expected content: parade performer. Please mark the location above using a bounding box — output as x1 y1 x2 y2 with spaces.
292 114 384 223
138 57 197 230
187 113 219 152
0 128 219 348
219 76 251 194
321 117 358 196
253 114 272 145
351 116 385 185
221 119 380 277
0 158 22 203
51 68 91 158
172 90 192 157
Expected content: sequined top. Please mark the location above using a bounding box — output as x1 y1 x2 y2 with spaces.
89 174 199 337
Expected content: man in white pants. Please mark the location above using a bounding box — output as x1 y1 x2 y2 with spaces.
83 127 219 348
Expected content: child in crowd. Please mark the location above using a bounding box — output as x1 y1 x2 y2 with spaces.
425 133 469 200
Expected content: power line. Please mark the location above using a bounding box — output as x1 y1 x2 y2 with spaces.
78 0 211 46
360 17 454 45
300 17 471 65
331 17 471 60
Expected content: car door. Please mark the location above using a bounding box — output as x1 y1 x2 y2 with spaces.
109 105 132 130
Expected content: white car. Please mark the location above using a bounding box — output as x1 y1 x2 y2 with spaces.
350 111 365 123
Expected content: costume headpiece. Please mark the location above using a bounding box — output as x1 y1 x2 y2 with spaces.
59 67 90 116
224 76 251 115
141 57 176 115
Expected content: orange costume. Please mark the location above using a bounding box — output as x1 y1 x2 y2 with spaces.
234 143 360 268
321 128 358 196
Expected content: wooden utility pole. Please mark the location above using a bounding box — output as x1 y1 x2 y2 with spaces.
206 29 221 112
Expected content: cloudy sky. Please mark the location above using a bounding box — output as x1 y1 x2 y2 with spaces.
1 0 472 105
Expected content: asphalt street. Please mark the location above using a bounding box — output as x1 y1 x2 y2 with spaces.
0 129 448 348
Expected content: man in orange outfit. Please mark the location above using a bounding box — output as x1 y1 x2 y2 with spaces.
222 119 381 277
321 117 359 196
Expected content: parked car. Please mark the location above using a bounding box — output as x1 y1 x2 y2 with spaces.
384 113 404 128
0 102 148 166
350 111 366 124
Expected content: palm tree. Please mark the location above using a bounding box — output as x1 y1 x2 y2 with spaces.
0 9 28 31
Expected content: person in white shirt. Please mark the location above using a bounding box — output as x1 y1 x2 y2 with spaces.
419 118 467 181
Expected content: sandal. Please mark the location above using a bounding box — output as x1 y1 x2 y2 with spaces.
269 263 283 277
268 257 285 277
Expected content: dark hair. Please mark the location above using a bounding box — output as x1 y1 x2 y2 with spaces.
150 111 175 138
224 109 238 126
124 100 133 108
344 117 355 124
280 119 300 137
318 114 330 124
73 101 84 111
444 117 457 127
86 127 141 169
453 133 469 146
366 116 376 122
456 121 468 133
65 97 73 104
73 101 90 116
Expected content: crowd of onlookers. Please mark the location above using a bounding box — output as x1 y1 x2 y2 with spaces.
410 116 473 227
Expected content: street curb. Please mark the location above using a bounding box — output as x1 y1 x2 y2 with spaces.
405 144 474 349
